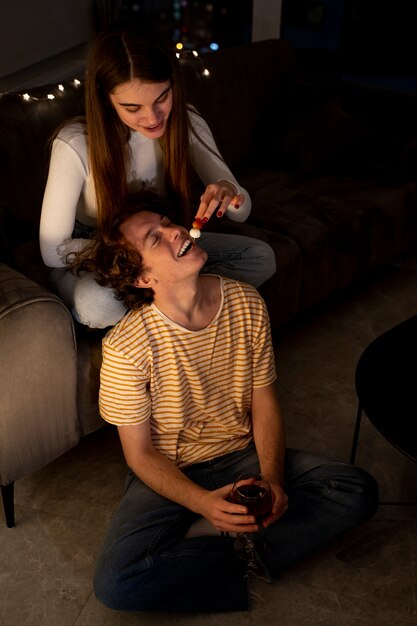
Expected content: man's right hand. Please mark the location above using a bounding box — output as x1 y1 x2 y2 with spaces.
197 484 260 534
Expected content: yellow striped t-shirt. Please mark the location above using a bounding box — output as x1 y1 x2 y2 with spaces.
99 276 276 468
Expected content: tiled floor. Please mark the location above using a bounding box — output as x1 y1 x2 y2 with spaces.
2 256 417 625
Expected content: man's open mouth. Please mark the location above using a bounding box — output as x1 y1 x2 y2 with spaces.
178 239 193 257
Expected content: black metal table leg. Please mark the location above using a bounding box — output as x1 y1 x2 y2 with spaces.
350 403 363 465
1 483 15 528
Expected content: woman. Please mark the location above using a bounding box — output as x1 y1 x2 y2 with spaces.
39 20 276 328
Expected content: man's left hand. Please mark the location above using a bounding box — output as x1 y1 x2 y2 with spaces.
261 483 288 528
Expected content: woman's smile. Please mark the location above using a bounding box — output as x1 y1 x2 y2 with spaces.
110 79 173 138
140 119 165 135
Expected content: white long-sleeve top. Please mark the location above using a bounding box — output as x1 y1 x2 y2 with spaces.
39 109 251 268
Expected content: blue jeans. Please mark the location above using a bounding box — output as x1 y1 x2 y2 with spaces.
50 232 276 328
93 445 378 613
198 231 276 288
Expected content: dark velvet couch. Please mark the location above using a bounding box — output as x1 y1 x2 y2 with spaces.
1 38 417 526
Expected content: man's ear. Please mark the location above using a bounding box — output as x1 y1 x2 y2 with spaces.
134 274 157 288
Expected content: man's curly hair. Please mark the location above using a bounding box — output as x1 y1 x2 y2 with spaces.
67 189 177 310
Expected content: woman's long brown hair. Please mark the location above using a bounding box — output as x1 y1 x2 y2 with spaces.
84 20 192 234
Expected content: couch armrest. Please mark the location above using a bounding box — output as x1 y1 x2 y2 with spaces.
0 263 80 485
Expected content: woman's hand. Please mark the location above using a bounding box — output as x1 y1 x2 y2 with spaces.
195 180 244 224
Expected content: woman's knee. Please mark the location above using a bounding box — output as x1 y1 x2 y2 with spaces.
259 241 277 280
248 240 277 287
52 269 126 328
72 276 125 328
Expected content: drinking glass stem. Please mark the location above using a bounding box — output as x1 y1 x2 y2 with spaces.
244 533 256 559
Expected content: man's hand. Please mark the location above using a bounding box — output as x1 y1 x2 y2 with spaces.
198 482 288 533
119 423 263 533
261 482 288 528
197 484 260 534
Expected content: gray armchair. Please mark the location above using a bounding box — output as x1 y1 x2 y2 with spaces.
0 264 103 526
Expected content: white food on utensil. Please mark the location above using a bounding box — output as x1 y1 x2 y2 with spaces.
189 228 201 239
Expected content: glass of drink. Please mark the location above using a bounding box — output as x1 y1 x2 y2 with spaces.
230 472 272 561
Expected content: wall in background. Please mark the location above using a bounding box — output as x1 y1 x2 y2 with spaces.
0 0 283 90
281 0 417 77
252 0 282 41
0 0 95 83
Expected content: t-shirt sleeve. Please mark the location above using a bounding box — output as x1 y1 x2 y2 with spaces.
251 294 277 388
99 340 151 426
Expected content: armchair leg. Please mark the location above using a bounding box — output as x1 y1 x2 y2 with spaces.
1 483 15 528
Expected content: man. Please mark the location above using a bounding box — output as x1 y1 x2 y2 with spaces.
75 191 378 613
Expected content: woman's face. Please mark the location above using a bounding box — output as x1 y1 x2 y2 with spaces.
109 79 173 139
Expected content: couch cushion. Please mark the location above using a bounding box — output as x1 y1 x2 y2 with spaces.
246 173 417 308
281 100 369 178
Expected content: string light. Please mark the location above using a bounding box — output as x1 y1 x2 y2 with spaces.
176 48 211 78
0 40 214 103
0 76 83 102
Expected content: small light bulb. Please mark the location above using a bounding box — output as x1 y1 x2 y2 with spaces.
73 79 81 86
58 84 64 91
192 50 198 57
202 68 210 77
23 93 30 101
176 42 183 50
47 93 55 100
